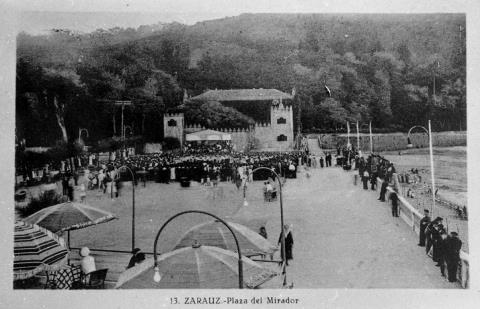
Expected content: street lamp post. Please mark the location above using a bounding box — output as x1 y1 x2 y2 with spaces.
117 165 136 252
152 210 244 288
115 101 132 160
369 121 373 154
244 166 287 287
407 121 436 217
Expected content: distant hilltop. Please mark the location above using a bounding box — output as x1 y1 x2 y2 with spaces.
18 11 212 35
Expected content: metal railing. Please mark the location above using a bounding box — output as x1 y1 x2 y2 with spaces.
378 177 469 288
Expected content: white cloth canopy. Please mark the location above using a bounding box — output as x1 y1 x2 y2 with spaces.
186 129 231 141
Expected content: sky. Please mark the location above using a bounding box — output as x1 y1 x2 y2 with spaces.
6 0 473 34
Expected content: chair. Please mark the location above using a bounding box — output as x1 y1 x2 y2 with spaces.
82 268 109 289
271 190 277 201
43 272 57 289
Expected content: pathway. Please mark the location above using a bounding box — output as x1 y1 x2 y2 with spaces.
262 166 459 288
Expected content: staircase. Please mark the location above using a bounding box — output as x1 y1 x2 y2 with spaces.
307 138 324 155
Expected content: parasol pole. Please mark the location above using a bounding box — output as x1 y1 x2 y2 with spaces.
67 230 71 265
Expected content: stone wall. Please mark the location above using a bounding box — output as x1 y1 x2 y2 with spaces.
184 124 207 134
312 131 466 152
253 123 273 150
144 143 163 153
230 130 250 152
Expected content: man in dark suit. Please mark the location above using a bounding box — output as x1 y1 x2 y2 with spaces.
418 209 431 247
432 222 446 263
436 232 448 277
425 217 443 256
378 180 388 202
389 188 399 217
444 231 462 283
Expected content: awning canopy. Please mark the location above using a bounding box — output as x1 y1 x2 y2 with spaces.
186 129 231 141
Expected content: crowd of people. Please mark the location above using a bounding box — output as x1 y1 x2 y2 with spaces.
418 211 463 282
74 149 306 200
183 141 233 156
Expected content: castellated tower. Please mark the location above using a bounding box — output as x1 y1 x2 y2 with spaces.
163 113 184 145
269 100 294 150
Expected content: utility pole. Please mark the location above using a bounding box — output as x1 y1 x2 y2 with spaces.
115 101 132 160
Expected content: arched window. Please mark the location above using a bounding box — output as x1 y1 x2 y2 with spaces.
168 119 177 127
277 117 287 124
277 134 287 142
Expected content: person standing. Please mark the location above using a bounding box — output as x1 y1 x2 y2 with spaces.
97 170 105 192
79 183 86 203
436 232 448 277
444 231 462 283
62 174 69 196
67 175 75 201
425 217 442 256
278 224 294 266
362 170 369 190
389 188 399 217
418 209 431 247
320 156 324 168
432 221 446 264
370 172 377 190
378 180 388 202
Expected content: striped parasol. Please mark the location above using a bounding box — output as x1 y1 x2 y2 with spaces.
115 245 277 289
14 221 69 280
173 221 277 257
23 202 117 234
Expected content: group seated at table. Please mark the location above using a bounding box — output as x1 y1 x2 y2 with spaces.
45 247 108 289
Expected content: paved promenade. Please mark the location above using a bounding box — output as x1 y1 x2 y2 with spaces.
63 164 460 289
261 166 459 288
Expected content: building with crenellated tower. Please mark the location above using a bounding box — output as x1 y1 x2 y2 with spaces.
163 88 294 152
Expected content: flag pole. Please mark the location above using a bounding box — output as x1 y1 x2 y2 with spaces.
428 120 436 218
347 122 350 147
356 121 360 154
369 121 373 154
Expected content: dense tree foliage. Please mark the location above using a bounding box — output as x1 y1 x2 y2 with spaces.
183 101 254 129
16 13 466 147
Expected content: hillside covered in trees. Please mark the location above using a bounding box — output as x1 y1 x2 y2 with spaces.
16 13 466 146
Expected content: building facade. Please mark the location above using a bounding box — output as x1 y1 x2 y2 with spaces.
164 89 295 152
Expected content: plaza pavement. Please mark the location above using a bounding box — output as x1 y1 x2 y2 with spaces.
262 166 459 288
64 164 459 289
